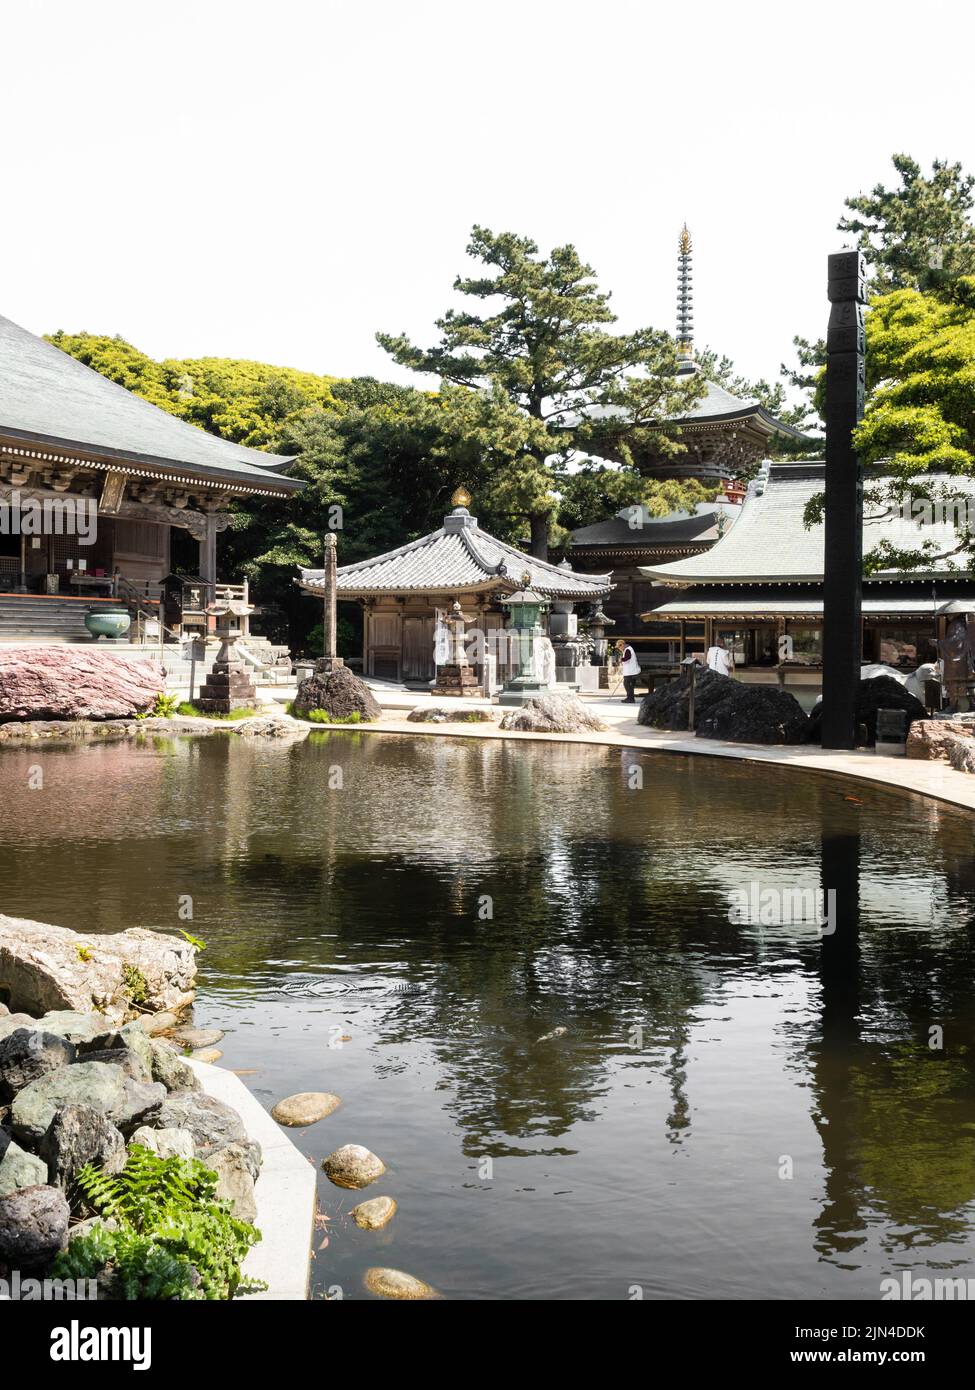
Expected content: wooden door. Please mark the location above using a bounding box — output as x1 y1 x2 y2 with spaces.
402 616 435 681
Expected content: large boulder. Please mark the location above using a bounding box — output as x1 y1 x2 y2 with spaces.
638 667 809 745
0 648 164 722
0 1184 70 1269
155 1093 257 1174
0 915 197 1024
808 675 927 747
292 664 381 722
39 1103 127 1189
10 1062 127 1144
0 1028 75 1103
148 1040 201 1093
499 694 608 734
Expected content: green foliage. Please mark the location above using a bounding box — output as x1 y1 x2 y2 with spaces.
178 929 207 953
176 702 258 721
121 965 149 1006
554 463 718 539
377 225 707 554
44 332 339 450
52 1144 263 1301
136 691 181 720
802 276 975 571
299 708 362 725
305 616 357 658
839 153 975 293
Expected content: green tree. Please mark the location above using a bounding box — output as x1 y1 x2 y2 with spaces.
839 153 975 292
377 225 707 559
803 277 975 572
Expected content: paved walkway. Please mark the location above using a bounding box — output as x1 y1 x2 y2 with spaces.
261 682 975 815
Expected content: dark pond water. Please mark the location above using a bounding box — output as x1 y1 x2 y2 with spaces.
2 731 975 1300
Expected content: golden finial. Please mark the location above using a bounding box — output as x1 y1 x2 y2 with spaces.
679 224 692 257
451 485 472 508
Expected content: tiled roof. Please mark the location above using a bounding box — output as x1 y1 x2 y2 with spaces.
0 313 301 490
580 371 813 441
645 591 951 618
640 463 975 584
569 507 729 549
300 510 612 599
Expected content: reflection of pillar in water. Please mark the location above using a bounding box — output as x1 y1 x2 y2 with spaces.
812 830 864 1256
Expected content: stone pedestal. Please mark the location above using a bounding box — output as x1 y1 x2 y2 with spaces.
431 663 482 697
194 637 257 714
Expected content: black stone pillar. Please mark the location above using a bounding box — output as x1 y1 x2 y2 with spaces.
821 251 867 749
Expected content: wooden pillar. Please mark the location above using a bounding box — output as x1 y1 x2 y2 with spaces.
821 250 867 748
198 514 218 602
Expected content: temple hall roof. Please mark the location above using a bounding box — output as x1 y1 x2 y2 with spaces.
640 462 975 586
300 506 612 600
0 313 301 493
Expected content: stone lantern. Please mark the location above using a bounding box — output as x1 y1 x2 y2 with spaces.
194 599 257 714
431 599 480 697
498 572 552 706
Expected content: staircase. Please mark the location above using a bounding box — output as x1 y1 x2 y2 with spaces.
0 594 97 642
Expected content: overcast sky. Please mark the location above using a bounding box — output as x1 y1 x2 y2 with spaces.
2 0 972 404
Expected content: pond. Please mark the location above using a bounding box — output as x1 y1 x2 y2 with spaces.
2 731 975 1300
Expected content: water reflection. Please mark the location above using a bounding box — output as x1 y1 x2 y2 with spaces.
1 733 974 1298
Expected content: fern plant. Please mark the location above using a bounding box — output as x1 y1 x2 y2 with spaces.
52 1144 264 1300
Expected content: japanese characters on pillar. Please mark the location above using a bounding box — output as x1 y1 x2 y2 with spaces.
821 249 867 750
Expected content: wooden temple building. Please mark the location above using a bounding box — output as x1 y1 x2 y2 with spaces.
0 312 302 641
299 489 612 694
639 460 975 706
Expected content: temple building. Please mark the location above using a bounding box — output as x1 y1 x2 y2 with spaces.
299 490 611 693
563 226 813 644
0 312 302 640
639 460 975 706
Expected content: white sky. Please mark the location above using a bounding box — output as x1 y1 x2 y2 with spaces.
2 0 972 402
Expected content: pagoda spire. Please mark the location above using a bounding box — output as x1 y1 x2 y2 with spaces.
676 223 694 368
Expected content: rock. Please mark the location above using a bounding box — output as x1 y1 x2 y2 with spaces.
907 719 975 772
407 706 497 723
292 664 382 722
808 675 927 747
0 1002 7 1015
322 1143 386 1189
0 648 164 722
79 1047 152 1083
235 715 310 740
0 1184 70 1269
149 1040 200 1093
363 1267 438 1300
499 694 608 734
0 1028 76 1103
171 1027 224 1049
114 1079 166 1133
79 1022 154 1080
11 1062 126 1145
0 1136 48 1196
39 1104 126 1188
0 1012 37 1041
0 915 197 1023
190 1048 222 1064
156 1092 248 1157
351 1196 397 1230
205 1143 257 1223
136 1011 182 1037
271 1092 341 1127
31 1011 106 1045
639 667 809 744
131 1126 195 1161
